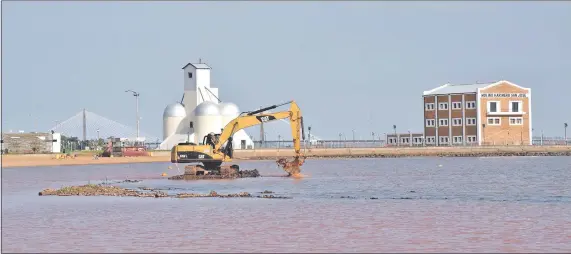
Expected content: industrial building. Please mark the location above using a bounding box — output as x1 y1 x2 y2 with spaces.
422 80 532 146
159 61 254 150
1 132 61 154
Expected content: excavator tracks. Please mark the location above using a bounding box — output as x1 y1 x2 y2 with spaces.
167 164 260 180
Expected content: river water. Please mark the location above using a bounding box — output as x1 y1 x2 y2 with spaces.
2 157 571 253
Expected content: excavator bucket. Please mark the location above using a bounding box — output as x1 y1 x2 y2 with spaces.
276 156 305 177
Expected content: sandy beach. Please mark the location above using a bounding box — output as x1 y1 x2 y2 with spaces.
1 154 171 168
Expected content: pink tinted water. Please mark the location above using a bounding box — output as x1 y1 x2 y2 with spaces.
2 157 571 253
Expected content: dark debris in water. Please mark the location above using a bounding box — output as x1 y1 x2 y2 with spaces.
168 169 261 180
39 185 292 199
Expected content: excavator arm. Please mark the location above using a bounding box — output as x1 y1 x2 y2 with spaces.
215 100 306 175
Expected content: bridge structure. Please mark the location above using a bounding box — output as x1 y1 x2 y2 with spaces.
48 108 320 150
50 109 159 142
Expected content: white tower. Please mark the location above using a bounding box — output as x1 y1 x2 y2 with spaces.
159 60 253 150
181 62 220 117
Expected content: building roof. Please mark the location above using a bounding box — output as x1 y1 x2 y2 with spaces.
423 80 529 96
423 82 494 95
181 63 211 70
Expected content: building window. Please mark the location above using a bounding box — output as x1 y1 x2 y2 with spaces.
467 135 477 143
188 72 193 78
466 101 476 109
452 118 463 126
510 101 522 113
453 136 463 144
451 102 462 110
401 137 410 144
413 137 423 144
426 119 435 127
487 117 501 125
425 136 436 144
488 101 499 113
509 117 523 125
466 118 477 125
387 137 398 144
425 103 435 111
439 119 449 126
439 136 449 144
438 102 449 110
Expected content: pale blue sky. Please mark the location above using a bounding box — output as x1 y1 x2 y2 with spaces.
2 1 570 140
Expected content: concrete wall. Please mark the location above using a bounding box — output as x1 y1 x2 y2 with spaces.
2 133 55 154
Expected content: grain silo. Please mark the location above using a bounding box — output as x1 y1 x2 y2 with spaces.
162 103 186 140
219 102 240 130
193 101 222 145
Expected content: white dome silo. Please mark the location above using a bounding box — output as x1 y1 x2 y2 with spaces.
219 102 240 129
193 101 222 145
163 103 186 140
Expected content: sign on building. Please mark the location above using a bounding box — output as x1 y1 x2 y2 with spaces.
481 93 527 98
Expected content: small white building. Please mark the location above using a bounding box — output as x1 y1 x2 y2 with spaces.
159 62 253 150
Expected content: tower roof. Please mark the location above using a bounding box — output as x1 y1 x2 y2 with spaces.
181 63 211 70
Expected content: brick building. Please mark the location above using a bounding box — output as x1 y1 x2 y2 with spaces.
422 80 532 146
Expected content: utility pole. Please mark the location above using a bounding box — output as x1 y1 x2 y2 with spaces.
125 90 140 140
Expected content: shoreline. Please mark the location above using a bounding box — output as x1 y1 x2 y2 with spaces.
2 146 570 168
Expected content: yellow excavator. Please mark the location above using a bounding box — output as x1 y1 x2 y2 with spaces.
170 100 306 176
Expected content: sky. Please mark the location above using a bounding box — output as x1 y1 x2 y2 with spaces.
2 1 570 140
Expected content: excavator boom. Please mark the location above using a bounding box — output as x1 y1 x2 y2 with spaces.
215 101 304 157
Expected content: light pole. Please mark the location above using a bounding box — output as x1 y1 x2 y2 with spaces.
393 125 397 146
308 126 312 148
352 129 355 141
565 123 568 145
125 90 140 139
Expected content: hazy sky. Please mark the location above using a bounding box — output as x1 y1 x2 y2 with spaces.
2 1 570 140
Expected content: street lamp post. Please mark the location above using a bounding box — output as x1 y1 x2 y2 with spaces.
308 126 312 148
565 123 568 145
393 125 397 146
125 90 140 140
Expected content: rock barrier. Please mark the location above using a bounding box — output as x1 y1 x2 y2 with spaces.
247 150 571 160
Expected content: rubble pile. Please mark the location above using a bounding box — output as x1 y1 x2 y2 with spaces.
38 184 289 199
167 169 261 180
